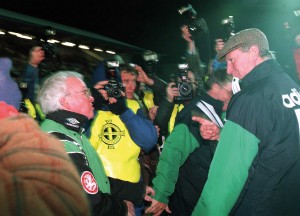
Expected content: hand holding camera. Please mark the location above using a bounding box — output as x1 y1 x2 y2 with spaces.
108 96 128 115
93 82 127 115
166 82 179 103
92 61 125 110
181 25 193 42
92 80 111 110
178 4 209 41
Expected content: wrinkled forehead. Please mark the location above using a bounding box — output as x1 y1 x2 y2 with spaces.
121 71 137 79
225 48 242 60
66 77 86 91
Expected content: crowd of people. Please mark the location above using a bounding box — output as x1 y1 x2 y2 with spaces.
1 25 300 216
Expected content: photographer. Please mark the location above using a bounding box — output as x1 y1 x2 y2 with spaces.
179 4 210 79
20 46 45 103
89 62 157 216
181 24 206 84
154 64 202 139
19 46 45 120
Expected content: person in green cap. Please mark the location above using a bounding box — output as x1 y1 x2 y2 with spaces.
192 28 300 216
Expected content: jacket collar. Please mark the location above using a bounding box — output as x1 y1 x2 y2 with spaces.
46 110 88 134
241 59 283 90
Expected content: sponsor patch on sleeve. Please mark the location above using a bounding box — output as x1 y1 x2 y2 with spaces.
81 171 99 194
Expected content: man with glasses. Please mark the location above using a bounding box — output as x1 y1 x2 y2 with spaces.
37 71 135 216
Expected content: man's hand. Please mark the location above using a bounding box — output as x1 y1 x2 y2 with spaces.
215 38 225 53
166 82 179 103
148 105 158 122
108 96 128 115
135 65 154 86
145 198 171 216
144 186 155 202
124 200 135 216
94 80 121 104
94 80 109 100
181 25 193 42
192 116 221 140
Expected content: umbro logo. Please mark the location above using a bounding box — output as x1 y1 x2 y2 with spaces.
66 118 80 125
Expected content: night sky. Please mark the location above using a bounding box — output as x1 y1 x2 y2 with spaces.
1 0 299 65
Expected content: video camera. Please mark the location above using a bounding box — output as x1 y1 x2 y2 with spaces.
174 63 193 103
104 61 124 99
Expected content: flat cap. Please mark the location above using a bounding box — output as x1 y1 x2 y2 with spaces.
217 28 269 61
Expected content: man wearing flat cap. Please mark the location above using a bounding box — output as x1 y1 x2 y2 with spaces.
192 28 300 215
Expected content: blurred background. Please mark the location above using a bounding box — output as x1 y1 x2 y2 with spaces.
0 0 299 81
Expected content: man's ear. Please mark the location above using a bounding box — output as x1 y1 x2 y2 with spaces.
59 97 70 109
212 83 220 91
250 45 260 61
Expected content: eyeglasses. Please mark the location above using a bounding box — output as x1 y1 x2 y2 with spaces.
65 88 92 98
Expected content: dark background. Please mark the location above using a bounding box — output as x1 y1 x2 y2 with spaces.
1 0 300 75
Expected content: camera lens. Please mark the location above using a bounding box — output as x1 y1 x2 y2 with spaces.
179 82 192 96
111 89 122 99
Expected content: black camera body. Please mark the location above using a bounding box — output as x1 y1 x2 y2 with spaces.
178 4 209 39
40 26 57 58
221 16 235 40
174 63 193 103
41 42 56 58
143 50 158 76
104 61 123 99
104 80 123 99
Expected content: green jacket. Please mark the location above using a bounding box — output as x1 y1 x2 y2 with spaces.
41 118 110 193
152 123 199 204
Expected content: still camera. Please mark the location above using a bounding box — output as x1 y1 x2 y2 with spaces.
174 63 193 103
104 61 124 99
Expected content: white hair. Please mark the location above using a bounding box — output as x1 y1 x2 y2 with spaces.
37 71 84 115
